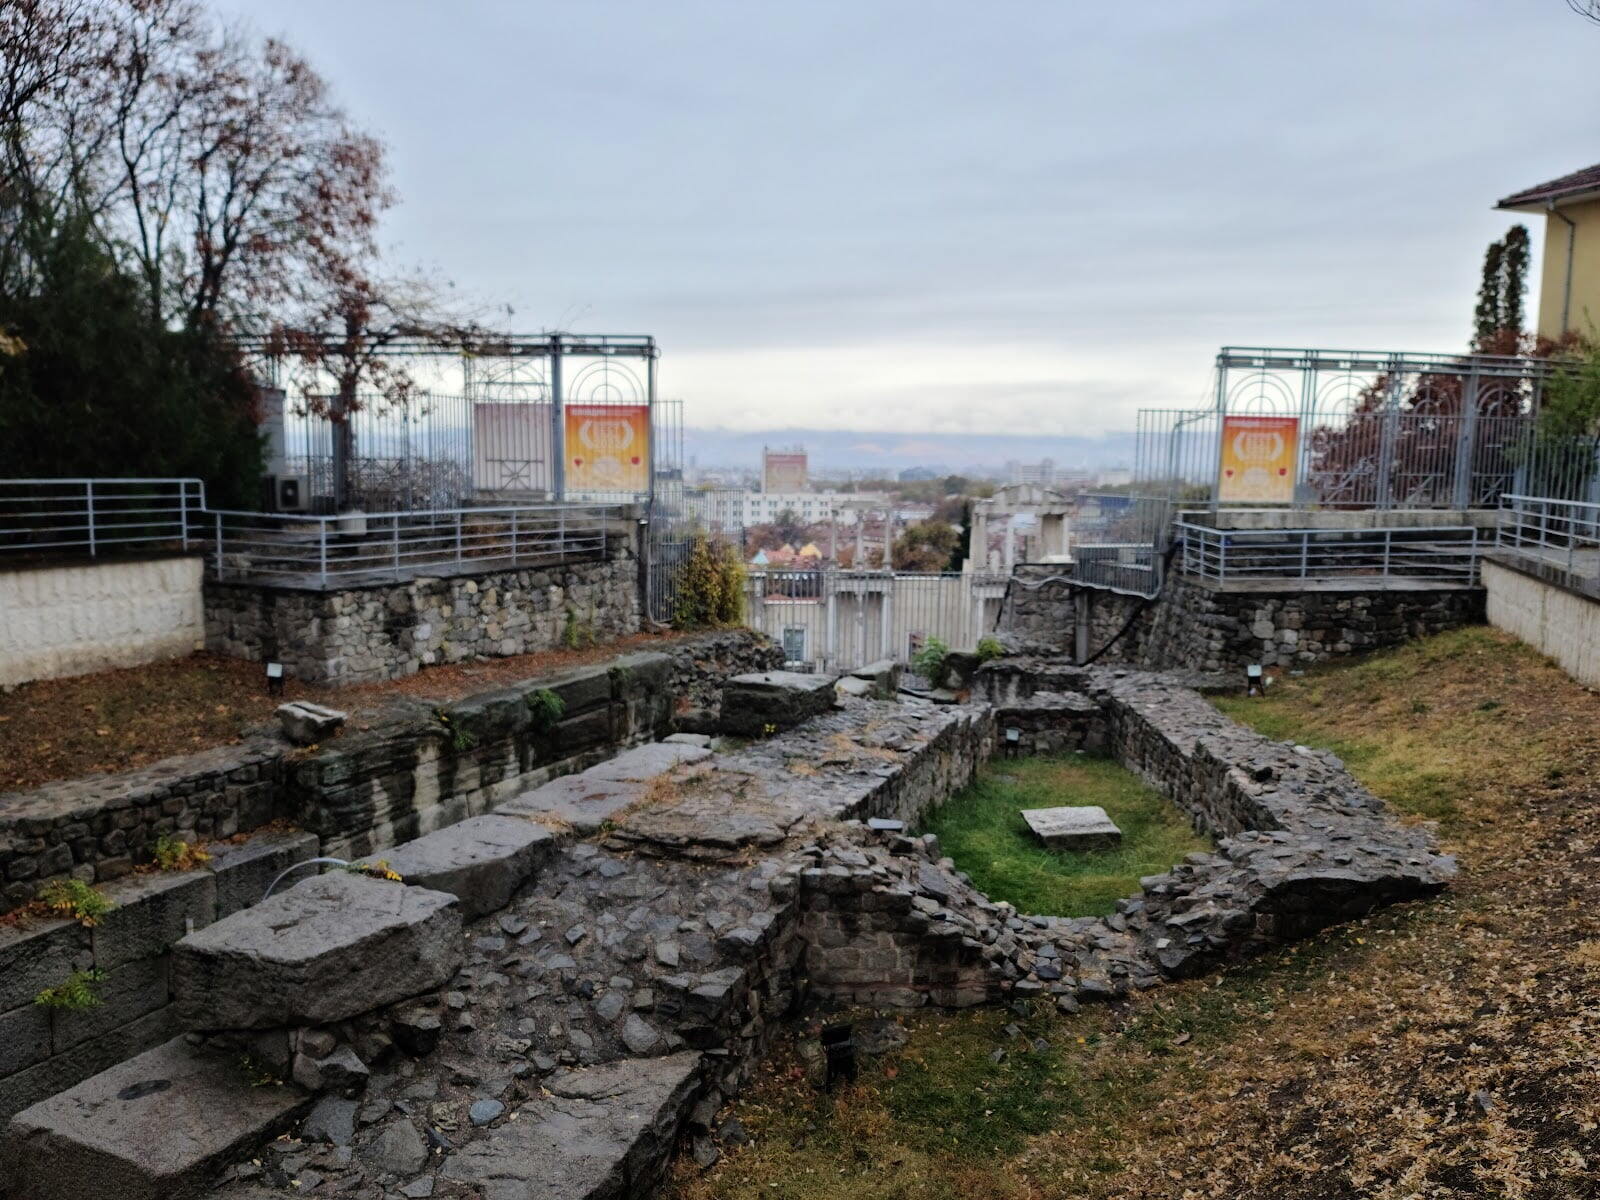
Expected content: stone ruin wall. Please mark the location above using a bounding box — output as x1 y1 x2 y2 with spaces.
0 630 780 1122
1003 567 1485 672
204 549 641 686
0 646 1458 1198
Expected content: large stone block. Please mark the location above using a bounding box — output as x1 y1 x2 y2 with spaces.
353 814 555 918
585 741 712 782
717 671 836 737
171 872 463 1030
1 1035 309 1200
439 1052 702 1200
496 776 647 836
0 1007 175 1124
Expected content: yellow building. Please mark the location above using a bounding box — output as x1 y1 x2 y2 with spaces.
1498 163 1600 341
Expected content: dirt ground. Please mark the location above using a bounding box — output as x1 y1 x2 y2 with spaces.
674 628 1600 1200
0 632 697 793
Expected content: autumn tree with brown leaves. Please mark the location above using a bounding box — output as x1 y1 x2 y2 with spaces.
0 0 465 503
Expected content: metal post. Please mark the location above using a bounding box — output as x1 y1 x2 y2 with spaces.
392 516 400 577
85 480 96 557
214 511 224 579
1382 529 1392 577
510 509 519 565
550 338 565 501
456 513 463 565
179 482 190 550
318 520 328 585
1376 362 1404 510
1299 530 1309 579
1454 372 1480 509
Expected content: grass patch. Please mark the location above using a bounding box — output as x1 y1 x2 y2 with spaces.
924 755 1213 916
1212 625 1588 844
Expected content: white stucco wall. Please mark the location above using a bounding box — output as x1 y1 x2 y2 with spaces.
1483 559 1600 688
0 556 204 687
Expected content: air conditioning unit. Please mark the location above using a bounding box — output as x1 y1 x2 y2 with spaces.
272 475 310 513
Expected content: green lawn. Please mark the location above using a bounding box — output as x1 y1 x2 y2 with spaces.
924 755 1213 916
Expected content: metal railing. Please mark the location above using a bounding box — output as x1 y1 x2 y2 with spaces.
208 502 629 587
1497 494 1600 581
744 569 1011 673
1067 493 1172 597
0 478 206 559
1174 521 1484 585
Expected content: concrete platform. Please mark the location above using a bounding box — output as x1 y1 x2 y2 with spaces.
171 872 463 1030
353 813 555 918
1 1036 309 1200
1021 805 1122 851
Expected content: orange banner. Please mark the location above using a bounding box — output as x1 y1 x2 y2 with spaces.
1218 415 1298 503
564 404 650 493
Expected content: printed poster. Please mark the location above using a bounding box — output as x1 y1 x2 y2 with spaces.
564 404 649 493
1218 415 1298 503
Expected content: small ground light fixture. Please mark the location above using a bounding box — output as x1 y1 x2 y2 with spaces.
266 660 285 696
1004 726 1022 756
1245 663 1263 697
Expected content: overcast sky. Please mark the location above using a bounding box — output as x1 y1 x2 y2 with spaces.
216 0 1600 445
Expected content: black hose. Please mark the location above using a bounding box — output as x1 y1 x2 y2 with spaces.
1077 538 1183 666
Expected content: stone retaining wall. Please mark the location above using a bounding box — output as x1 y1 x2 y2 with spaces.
0 631 779 909
205 544 640 686
1000 568 1484 672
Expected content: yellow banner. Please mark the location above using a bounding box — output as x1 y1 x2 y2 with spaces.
564 404 649 493
1218 415 1298 503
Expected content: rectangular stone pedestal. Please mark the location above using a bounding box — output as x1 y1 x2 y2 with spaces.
1021 805 1122 851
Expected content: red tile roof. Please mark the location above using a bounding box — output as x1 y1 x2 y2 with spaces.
1498 162 1600 209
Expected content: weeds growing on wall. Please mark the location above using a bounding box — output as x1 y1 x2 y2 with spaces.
151 834 210 872
35 967 106 1010
912 636 949 682
36 879 114 926
525 687 566 731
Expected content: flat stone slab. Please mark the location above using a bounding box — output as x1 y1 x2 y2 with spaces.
584 741 712 781
172 872 463 1030
353 814 554 918
718 671 836 737
1022 805 1123 851
1 1036 309 1200
276 701 347 746
497 776 649 835
440 1052 701 1200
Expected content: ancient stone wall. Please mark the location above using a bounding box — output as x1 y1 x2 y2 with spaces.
0 632 779 910
0 632 778 1122
999 568 1484 672
205 548 640 686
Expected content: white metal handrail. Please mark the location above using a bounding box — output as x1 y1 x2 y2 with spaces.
1498 494 1600 576
0 478 206 557
1174 520 1483 585
208 502 629 586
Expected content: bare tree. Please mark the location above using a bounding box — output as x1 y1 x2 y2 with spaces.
1567 1 1600 23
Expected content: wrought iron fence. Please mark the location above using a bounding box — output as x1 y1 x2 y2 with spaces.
1135 346 1580 509
0 478 205 559
1174 521 1484 585
207 502 630 588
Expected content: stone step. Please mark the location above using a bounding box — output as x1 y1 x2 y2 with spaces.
352 813 555 918
1 1036 309 1200
494 741 711 835
438 1052 702 1200
172 872 462 1031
